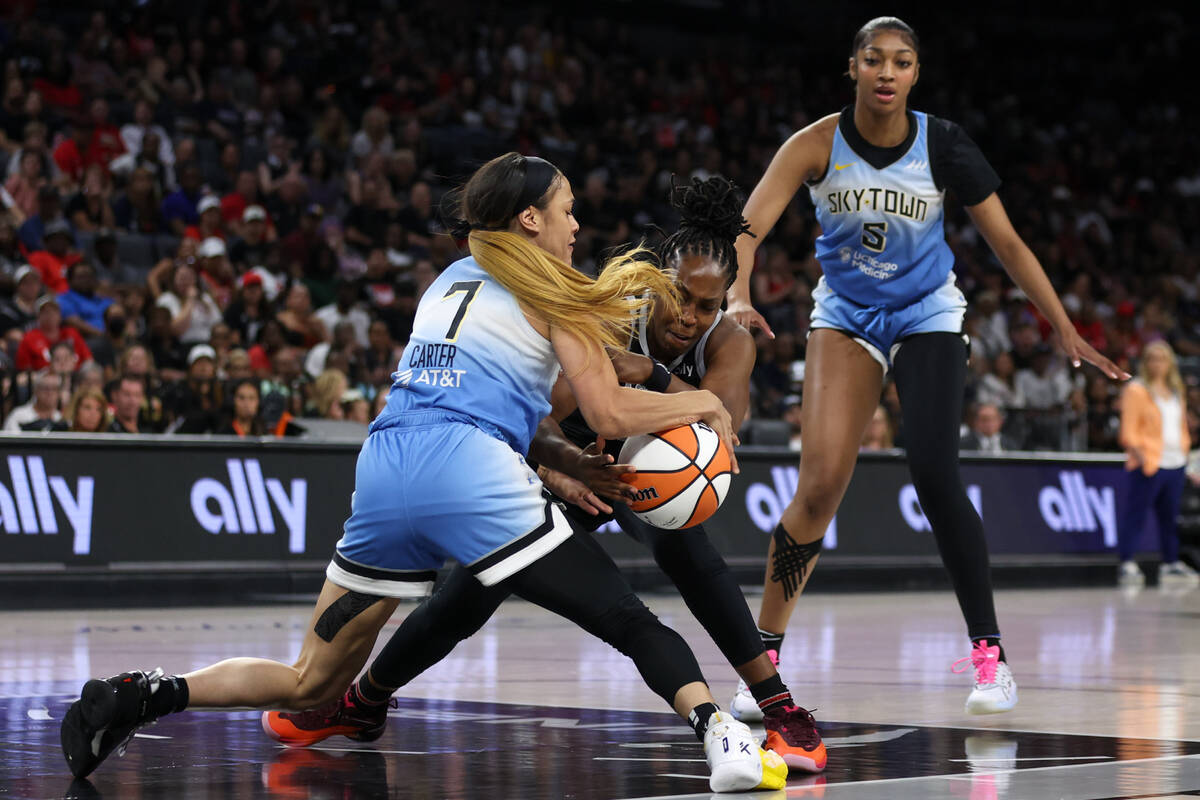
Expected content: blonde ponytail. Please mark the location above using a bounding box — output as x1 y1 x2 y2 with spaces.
468 230 680 350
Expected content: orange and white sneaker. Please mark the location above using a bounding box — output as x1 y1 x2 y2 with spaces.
262 691 396 747
763 705 827 773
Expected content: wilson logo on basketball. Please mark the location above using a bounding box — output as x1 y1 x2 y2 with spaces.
618 422 733 529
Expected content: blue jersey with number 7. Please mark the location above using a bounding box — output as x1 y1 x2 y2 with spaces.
808 110 954 310
373 255 560 453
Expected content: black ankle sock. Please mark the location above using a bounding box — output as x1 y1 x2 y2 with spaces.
352 676 392 706
688 702 720 741
974 637 1006 663
759 628 785 658
748 674 792 715
149 675 189 717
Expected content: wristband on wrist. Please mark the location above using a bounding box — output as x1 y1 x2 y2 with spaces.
645 360 672 393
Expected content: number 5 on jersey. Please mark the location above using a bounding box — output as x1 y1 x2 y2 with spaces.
442 280 483 342
861 221 888 253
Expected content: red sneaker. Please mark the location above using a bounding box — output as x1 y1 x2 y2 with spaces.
763 704 827 773
262 691 396 748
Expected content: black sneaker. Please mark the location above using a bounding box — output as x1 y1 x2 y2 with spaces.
61 668 164 778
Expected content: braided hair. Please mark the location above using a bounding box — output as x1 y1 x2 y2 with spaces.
657 176 752 289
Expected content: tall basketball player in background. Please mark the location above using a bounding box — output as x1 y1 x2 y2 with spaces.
724 17 1126 714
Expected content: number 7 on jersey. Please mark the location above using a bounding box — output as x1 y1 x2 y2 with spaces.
441 280 483 342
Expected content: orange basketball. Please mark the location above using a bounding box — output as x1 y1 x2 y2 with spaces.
617 422 733 529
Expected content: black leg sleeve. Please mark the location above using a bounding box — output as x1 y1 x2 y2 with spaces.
368 565 510 690
892 333 1000 640
616 506 765 668
504 529 707 707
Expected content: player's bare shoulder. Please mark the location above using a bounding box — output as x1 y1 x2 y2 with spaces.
705 313 757 375
778 113 839 184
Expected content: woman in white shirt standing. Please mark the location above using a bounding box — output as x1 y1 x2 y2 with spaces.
1117 341 1200 586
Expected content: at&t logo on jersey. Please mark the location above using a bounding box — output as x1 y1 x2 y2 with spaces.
0 455 94 555
396 342 467 388
190 459 308 553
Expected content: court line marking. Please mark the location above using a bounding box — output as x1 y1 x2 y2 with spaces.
594 757 707 762
948 755 1113 762
614 753 1200 800
133 733 170 740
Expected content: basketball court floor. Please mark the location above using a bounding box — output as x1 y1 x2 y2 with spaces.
4 585 1199 799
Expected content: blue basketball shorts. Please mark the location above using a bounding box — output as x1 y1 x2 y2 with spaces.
809 272 967 371
327 410 573 598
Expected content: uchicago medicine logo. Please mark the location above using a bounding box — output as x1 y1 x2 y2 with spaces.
0 455 94 554
190 459 308 554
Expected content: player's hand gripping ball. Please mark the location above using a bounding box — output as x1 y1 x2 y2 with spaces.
618 422 732 529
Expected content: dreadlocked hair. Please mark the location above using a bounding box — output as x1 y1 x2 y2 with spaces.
657 175 752 289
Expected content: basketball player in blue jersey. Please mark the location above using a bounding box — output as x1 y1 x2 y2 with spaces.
60 154 786 793
262 176 826 774
724 17 1127 715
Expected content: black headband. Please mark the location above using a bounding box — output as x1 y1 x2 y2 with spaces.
468 156 559 233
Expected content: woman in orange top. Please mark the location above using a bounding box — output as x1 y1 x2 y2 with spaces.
1117 341 1199 586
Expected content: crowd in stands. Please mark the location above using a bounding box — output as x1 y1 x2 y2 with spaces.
0 2 1194 451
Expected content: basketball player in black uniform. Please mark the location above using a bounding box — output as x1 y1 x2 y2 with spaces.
262 176 827 773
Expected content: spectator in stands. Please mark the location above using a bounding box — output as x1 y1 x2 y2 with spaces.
305 320 361 380
314 279 370 348
161 162 203 236
350 107 393 165
3 369 63 432
65 164 116 232
84 97 125 170
50 120 91 187
17 184 64 251
64 386 109 433
28 219 82 294
397 180 437 249
860 406 895 452
185 196 226 242
961 403 1020 453
363 318 400 386
5 148 46 220
276 282 327 349
110 129 173 197
164 343 223 433
155 261 223 345
223 271 273 348
221 171 262 232
88 304 128 376
227 205 275 272
50 339 83 406
196 237 235 308
217 378 265 436
119 99 173 165
341 387 370 424
976 351 1024 410
344 177 395 251
57 260 112 340
16 295 91 371
144 305 187 379
782 396 803 452
209 322 235 376
111 166 164 234
0 265 42 336
1015 345 1074 410
302 148 343 216
107 373 146 434
89 228 138 287
225 348 253 381
306 368 348 419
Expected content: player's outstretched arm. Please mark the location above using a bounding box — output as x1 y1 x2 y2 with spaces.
967 193 1130 381
726 115 837 338
551 325 739 472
